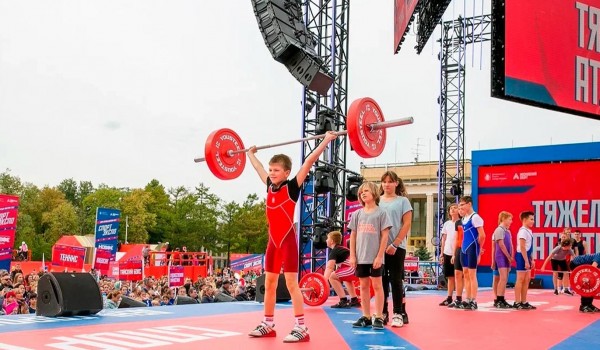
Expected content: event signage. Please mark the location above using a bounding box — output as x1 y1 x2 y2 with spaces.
118 259 143 281
94 208 120 260
52 244 87 270
94 248 112 272
393 0 419 53
477 160 600 267
492 0 600 120
169 265 185 287
230 254 263 273
0 194 19 271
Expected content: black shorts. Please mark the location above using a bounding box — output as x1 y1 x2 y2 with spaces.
551 259 569 280
443 254 455 277
355 263 383 278
453 247 463 271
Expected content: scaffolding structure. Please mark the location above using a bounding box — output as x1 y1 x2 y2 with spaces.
298 0 351 275
436 14 491 252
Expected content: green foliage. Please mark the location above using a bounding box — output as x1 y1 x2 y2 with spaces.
144 179 172 244
0 169 24 195
121 189 156 243
415 245 432 261
2 171 273 260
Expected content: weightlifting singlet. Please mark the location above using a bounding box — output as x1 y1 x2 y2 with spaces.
266 177 300 247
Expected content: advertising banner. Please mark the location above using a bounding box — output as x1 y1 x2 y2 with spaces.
404 256 419 272
52 244 87 270
169 265 185 287
394 0 419 53
94 208 120 260
94 248 112 272
118 259 143 281
492 0 600 120
477 160 600 268
0 194 19 271
230 254 264 273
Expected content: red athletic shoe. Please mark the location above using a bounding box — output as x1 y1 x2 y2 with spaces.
249 323 276 338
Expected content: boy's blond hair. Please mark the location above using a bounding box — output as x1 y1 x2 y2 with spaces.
498 211 512 225
358 182 380 206
269 154 292 171
328 231 343 245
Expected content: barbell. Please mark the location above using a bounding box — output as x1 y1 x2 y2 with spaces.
298 272 373 306
194 97 414 180
569 265 600 297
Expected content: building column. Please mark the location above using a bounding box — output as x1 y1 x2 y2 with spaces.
426 194 434 257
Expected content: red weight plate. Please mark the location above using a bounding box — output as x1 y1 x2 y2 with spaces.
299 273 330 306
570 265 600 297
352 278 374 299
347 97 387 158
204 128 246 180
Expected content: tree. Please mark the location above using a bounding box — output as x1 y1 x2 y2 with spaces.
42 202 78 243
415 245 432 261
220 201 242 265
56 178 78 207
236 194 268 253
121 189 156 243
0 169 23 195
144 179 172 244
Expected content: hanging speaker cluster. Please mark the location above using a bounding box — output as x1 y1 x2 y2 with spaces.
251 0 334 95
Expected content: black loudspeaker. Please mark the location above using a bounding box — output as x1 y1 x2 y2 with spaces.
529 278 543 289
255 274 291 303
251 0 315 62
175 296 199 305
284 50 334 95
119 296 147 308
37 272 103 317
251 0 333 95
215 293 237 302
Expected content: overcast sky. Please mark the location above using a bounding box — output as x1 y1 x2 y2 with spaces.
1 0 598 204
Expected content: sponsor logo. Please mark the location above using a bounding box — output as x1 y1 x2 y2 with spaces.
97 224 117 237
60 254 78 263
513 171 538 180
0 212 16 225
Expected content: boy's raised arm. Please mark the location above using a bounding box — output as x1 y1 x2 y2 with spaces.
246 146 268 185
295 131 338 185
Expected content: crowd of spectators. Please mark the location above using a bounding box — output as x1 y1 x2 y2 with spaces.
0 264 261 315
0 264 38 315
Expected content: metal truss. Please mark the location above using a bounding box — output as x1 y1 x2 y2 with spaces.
298 0 350 275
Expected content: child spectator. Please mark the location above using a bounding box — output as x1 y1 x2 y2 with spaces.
324 230 359 309
349 182 392 330
514 211 536 310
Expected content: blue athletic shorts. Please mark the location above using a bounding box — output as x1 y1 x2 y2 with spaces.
515 252 531 271
460 243 479 269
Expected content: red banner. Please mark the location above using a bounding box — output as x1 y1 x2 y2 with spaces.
494 0 600 120
52 244 87 270
169 265 185 287
404 256 419 272
94 248 112 272
119 259 143 281
0 194 19 251
394 0 419 53
478 160 600 267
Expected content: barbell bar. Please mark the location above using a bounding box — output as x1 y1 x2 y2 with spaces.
194 117 413 162
193 97 414 180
